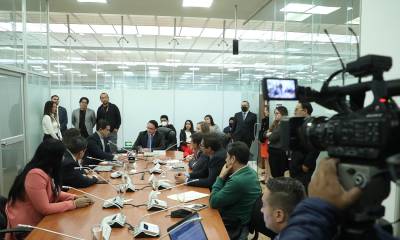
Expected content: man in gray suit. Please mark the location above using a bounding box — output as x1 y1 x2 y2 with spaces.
72 97 96 138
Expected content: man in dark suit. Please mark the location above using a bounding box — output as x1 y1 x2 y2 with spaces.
233 101 257 148
97 92 121 153
62 133 99 188
83 119 126 165
175 133 226 189
133 120 165 151
51 95 68 134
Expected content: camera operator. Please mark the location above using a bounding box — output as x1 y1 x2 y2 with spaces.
277 158 398 240
289 102 320 189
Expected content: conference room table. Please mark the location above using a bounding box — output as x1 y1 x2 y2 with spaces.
26 151 229 240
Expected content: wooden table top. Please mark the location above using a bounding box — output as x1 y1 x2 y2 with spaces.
26 151 229 240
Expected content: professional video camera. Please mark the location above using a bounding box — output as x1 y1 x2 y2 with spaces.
262 54 400 239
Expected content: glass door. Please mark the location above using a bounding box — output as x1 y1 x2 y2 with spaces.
0 69 25 196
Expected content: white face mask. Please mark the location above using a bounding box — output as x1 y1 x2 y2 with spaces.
161 121 167 127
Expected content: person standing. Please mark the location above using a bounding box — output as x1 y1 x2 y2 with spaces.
258 105 270 183
51 95 68 135
267 106 288 178
96 93 121 152
289 102 320 189
233 101 257 148
42 101 62 141
72 97 96 138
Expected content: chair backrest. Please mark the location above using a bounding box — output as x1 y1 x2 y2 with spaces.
248 194 277 240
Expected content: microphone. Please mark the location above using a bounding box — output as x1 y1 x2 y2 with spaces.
63 186 126 228
133 203 186 238
17 224 84 240
87 156 122 166
72 167 123 209
108 141 136 155
164 141 183 151
158 179 199 192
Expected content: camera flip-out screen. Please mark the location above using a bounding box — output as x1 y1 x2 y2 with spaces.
263 78 298 100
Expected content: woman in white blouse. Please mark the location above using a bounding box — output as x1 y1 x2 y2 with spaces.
42 101 62 140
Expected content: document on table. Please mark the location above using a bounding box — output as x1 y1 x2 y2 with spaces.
167 191 209 203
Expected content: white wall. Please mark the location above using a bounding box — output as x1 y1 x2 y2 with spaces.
360 0 400 235
51 88 250 145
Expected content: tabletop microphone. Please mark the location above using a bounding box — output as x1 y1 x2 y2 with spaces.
17 224 85 240
63 186 126 228
74 167 120 194
86 156 122 166
159 179 199 192
133 203 186 238
108 141 136 155
164 141 183 151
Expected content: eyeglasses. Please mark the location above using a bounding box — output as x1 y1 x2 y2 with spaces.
147 127 156 130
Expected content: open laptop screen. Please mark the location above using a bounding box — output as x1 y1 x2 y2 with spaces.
168 213 208 240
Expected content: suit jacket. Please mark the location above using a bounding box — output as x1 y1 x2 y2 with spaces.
133 130 165 150
233 111 257 142
61 151 97 188
188 148 226 189
83 132 114 165
71 108 96 135
58 106 68 132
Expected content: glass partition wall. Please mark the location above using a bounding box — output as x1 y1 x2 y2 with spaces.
0 0 50 195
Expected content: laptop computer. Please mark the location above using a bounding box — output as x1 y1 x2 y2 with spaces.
168 212 208 240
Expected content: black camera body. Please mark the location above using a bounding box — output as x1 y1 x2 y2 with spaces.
265 54 400 239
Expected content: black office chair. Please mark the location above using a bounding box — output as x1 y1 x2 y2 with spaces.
0 196 31 240
248 195 277 240
158 127 177 150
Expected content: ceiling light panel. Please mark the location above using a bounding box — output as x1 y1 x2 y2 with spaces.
200 28 222 38
183 0 213 8
137 26 158 35
70 24 94 34
306 6 340 14
114 25 138 35
90 24 116 34
180 27 203 37
280 3 314 13
159 26 175 36
49 24 69 33
284 13 312 22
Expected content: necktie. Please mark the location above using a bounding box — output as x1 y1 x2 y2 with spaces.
147 134 153 149
243 112 247 120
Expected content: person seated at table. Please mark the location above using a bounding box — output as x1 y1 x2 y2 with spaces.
175 133 226 189
204 114 221 132
133 120 165 151
185 132 209 172
160 114 176 133
209 141 261 240
5 139 93 240
61 130 100 188
196 121 210 133
83 119 127 165
179 120 195 156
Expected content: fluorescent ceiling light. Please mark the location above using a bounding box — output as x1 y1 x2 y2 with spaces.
54 65 66 68
92 68 103 72
63 68 73 71
114 25 137 35
280 3 314 13
288 56 302 59
79 74 88 77
70 24 94 34
51 48 65 52
183 0 213 8
117 65 129 69
346 17 360 25
49 24 68 33
123 72 134 76
166 59 181 62
168 52 185 55
189 67 200 71
71 71 80 74
77 0 107 3
306 6 340 14
137 26 158 35
200 28 222 38
284 13 312 22
148 66 159 70
90 24 116 34
52 73 63 76
347 7 353 10
159 26 177 36
227 68 239 72
180 27 203 37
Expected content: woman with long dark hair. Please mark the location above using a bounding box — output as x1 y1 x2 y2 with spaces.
179 120 195 157
259 105 270 182
267 106 289 177
5 139 93 239
204 114 221 132
42 101 62 141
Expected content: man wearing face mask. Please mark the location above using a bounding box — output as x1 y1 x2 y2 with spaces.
210 141 261 240
61 130 100 188
223 117 236 144
233 101 257 148
160 115 176 132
